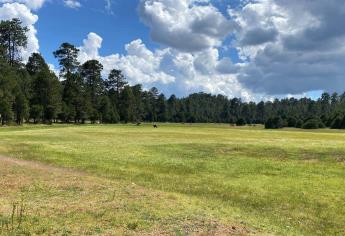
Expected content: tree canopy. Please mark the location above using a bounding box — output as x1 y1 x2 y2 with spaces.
1 18 345 129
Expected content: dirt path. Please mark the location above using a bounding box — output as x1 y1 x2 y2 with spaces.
0 155 85 175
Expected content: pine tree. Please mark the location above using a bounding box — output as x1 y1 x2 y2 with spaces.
26 52 50 75
0 52 16 125
157 94 167 122
13 93 29 125
0 18 28 66
106 69 128 100
27 53 61 123
54 43 81 123
80 60 104 123
99 96 119 123
120 86 135 123
167 95 178 122
53 43 80 76
131 84 144 122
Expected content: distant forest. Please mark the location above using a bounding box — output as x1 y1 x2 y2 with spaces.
1 18 345 129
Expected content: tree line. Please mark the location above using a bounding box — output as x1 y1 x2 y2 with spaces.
1 18 345 129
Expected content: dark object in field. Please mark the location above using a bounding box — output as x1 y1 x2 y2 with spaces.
136 122 141 126
153 124 158 128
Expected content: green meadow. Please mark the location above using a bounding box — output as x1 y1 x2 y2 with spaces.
0 124 345 235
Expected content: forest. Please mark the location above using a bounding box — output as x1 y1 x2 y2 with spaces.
1 18 345 129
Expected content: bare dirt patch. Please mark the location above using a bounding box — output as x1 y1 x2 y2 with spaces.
0 155 85 175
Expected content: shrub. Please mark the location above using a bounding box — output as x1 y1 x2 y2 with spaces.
236 118 246 126
330 115 345 129
302 118 324 129
265 116 284 129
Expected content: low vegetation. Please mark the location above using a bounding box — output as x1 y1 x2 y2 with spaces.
0 124 345 235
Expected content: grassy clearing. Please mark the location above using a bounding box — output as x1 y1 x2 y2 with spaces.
0 158 246 235
0 124 345 235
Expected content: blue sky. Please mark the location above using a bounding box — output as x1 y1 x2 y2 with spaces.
1 0 343 100
36 0 242 66
37 0 154 65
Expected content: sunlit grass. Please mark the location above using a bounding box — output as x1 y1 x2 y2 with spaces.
1 124 345 235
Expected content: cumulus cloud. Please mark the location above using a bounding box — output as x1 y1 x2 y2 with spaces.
78 32 103 62
135 0 345 97
138 0 235 52
78 33 176 88
231 0 345 95
0 2 40 61
5 0 344 99
77 32 253 100
64 0 81 9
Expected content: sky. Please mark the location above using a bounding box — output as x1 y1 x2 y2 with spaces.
1 0 344 101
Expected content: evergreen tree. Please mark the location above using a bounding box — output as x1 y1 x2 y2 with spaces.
0 18 28 65
2 21 345 128
26 52 50 75
30 104 43 124
0 53 16 125
99 96 119 123
147 87 159 122
0 18 29 125
287 117 297 127
167 95 179 122
120 86 135 123
53 43 80 76
106 69 128 101
27 53 61 123
131 84 144 122
157 94 167 122
54 43 81 123
80 60 104 123
13 93 29 125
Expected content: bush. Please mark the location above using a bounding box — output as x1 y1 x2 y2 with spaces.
265 116 284 129
236 118 246 126
330 115 345 129
302 118 325 129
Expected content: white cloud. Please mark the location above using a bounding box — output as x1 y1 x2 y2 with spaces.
78 0 345 99
6 0 343 100
78 32 103 62
64 0 81 9
105 0 113 15
77 32 254 100
231 0 345 95
0 0 45 10
78 33 176 86
138 0 235 52
229 0 320 59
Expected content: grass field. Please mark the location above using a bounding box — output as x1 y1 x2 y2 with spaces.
0 124 345 235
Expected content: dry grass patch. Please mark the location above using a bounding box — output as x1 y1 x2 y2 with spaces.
0 156 252 235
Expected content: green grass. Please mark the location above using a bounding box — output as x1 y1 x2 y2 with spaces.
0 124 345 235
